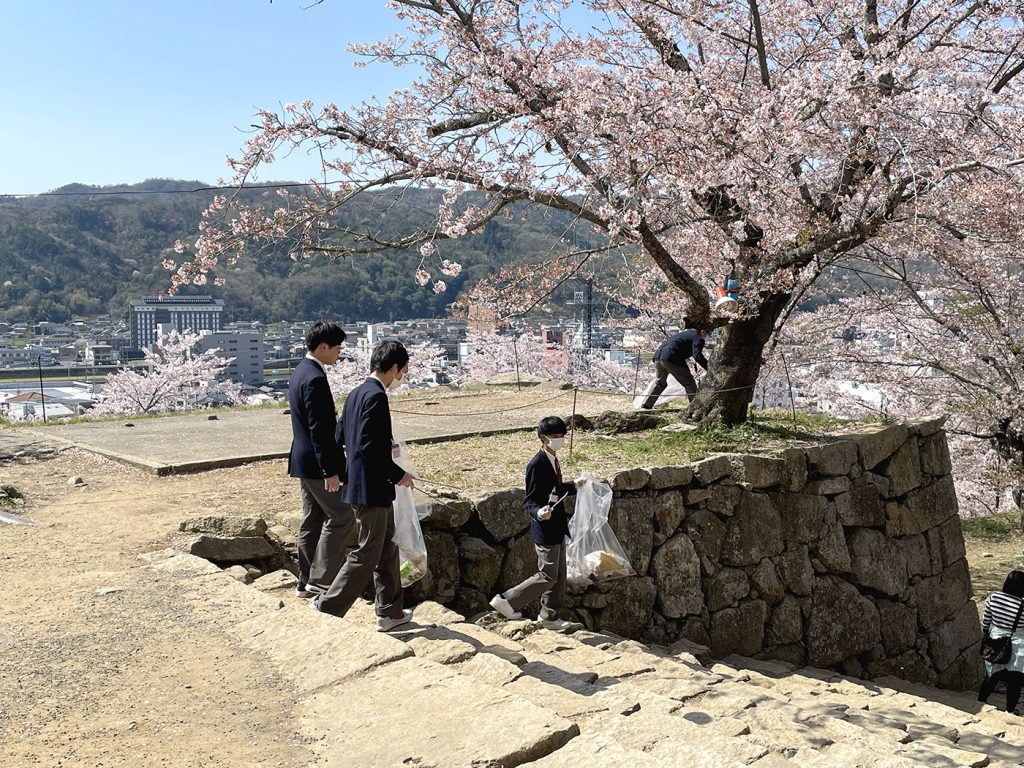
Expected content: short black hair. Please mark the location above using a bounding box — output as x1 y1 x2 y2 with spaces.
370 340 409 373
305 321 347 351
1003 570 1024 599
538 416 567 437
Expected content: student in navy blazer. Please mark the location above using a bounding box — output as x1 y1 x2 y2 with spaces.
490 416 584 627
641 323 709 408
315 340 416 632
287 321 354 599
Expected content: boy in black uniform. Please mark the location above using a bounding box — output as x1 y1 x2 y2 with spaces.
490 416 584 628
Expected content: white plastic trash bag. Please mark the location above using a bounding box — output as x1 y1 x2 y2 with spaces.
392 422 430 587
393 486 428 587
632 373 688 409
566 474 635 586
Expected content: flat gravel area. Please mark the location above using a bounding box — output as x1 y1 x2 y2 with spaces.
21 386 632 474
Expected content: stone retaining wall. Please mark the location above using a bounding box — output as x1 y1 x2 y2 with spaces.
411 417 984 691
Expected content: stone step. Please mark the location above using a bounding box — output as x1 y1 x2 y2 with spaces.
159 547 1024 768
720 654 1024 749
150 559 580 767
456 608 1024 766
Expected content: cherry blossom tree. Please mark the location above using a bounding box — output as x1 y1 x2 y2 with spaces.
92 330 242 416
774 211 1024 518
326 338 450 397
458 329 553 383
325 343 372 398
169 0 1024 425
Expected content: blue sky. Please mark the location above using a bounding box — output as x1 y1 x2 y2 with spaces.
1 1 410 194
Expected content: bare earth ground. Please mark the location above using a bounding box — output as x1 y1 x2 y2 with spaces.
3 410 1024 765
0 450 311 768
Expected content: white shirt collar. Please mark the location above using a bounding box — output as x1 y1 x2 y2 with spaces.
544 449 558 472
304 352 325 373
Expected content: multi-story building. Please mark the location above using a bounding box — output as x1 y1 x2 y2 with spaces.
129 295 224 349
0 346 53 367
196 330 265 387
84 343 117 366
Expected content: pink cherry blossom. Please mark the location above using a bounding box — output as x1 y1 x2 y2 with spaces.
172 1 1024 426
92 330 242 416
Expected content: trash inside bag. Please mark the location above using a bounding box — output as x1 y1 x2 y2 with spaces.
392 421 429 586
399 554 428 586
566 474 635 586
584 549 633 580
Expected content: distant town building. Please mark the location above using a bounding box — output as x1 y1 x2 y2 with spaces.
130 295 224 348
196 330 265 387
0 346 53 367
84 343 116 366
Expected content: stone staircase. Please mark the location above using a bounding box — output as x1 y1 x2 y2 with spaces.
149 552 1024 768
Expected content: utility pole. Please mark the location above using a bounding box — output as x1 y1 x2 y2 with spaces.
36 355 47 423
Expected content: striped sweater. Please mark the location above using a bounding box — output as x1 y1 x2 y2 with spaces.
983 591 1024 632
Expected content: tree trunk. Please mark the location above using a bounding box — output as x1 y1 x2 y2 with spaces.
687 292 791 426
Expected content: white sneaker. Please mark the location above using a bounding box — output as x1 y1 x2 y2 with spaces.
489 594 522 620
540 618 579 632
295 583 316 598
377 609 413 632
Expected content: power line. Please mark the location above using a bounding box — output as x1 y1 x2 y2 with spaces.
0 181 338 199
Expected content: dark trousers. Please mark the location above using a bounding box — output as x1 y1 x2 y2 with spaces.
503 542 566 621
297 478 355 592
979 669 1024 712
641 359 697 409
316 503 403 618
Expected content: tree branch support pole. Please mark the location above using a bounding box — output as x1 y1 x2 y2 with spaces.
632 352 642 399
569 386 578 457
780 351 796 424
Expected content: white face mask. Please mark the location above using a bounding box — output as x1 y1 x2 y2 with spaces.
386 374 403 391
546 437 565 451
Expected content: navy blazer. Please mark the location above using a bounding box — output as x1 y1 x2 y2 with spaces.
287 357 343 479
523 449 576 546
338 377 406 507
654 329 708 370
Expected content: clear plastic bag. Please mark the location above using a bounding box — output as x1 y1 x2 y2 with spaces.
566 474 635 586
632 373 688 409
391 421 430 587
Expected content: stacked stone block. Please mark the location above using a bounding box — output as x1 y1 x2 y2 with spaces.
410 417 984 691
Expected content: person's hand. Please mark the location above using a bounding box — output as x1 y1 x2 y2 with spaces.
575 476 588 488
324 475 341 493
537 505 552 521
396 472 415 489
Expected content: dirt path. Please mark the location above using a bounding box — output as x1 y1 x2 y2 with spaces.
0 449 310 767
3 433 1022 766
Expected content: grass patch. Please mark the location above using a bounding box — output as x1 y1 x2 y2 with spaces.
961 511 1023 541
408 408 854 491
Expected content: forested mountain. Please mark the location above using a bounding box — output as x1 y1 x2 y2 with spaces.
0 178 877 324
0 179 594 323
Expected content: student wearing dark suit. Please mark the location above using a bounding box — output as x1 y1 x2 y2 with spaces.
287 321 355 599
286 321 354 598
490 416 585 629
314 340 416 632
640 324 710 408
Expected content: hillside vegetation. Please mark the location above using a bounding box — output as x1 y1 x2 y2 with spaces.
0 179 878 324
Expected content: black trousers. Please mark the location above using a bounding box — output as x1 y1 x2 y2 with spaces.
979 669 1024 712
641 359 697 409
